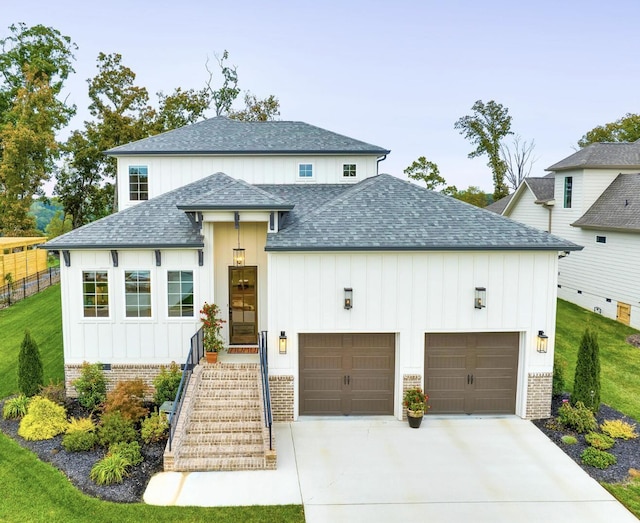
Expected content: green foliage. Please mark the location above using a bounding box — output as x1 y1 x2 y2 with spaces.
90 453 130 485
557 401 597 433
18 396 68 440
553 353 567 395
228 92 280 122
2 394 30 419
153 362 182 405
571 329 601 412
72 361 106 411
17 330 44 397
578 113 640 147
103 378 148 422
97 411 137 447
110 440 143 466
200 302 226 352
450 186 490 207
62 430 97 452
141 410 169 444
66 416 95 434
30 197 63 233
39 379 66 405
584 431 615 450
403 156 452 193
581 446 617 469
44 210 72 238
601 419 638 440
403 387 429 412
206 49 240 117
560 435 577 445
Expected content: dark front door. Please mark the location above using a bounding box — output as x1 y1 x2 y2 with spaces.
229 266 257 344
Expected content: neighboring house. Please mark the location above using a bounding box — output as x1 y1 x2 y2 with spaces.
45 117 580 425
495 142 640 329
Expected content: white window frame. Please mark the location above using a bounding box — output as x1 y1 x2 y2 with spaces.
297 163 314 181
167 270 195 318
343 163 357 178
129 165 149 201
82 270 110 319
124 269 153 318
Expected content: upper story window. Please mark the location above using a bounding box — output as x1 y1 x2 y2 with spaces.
83 271 109 317
563 176 573 208
129 166 148 201
343 164 357 177
125 270 151 317
596 236 607 244
167 270 194 317
298 163 314 179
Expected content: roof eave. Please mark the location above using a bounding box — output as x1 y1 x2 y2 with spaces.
42 242 205 250
177 204 294 211
570 222 640 233
105 149 391 157
264 245 583 252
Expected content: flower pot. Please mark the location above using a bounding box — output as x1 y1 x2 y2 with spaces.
407 410 424 429
205 351 218 364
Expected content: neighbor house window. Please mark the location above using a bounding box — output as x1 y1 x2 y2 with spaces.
167 270 194 317
343 164 357 177
83 271 109 317
596 236 607 244
563 176 572 208
298 163 313 179
129 165 148 201
125 270 151 317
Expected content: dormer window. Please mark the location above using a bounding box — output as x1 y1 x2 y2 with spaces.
298 163 314 179
129 166 148 201
563 176 572 208
343 164 357 177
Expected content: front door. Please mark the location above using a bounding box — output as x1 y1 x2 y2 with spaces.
229 266 257 344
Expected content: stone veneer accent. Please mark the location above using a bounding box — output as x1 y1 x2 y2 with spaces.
402 374 423 421
269 375 294 421
526 372 553 419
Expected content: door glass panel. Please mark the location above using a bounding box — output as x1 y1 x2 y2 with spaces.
229 267 257 344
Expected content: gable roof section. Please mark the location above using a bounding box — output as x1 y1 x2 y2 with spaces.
499 177 555 216
571 173 640 232
106 117 390 156
485 193 513 214
547 142 640 171
265 174 581 252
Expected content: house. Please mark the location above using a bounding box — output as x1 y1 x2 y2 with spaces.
44 117 580 438
493 142 640 329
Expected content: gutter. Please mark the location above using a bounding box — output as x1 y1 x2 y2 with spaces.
376 155 387 175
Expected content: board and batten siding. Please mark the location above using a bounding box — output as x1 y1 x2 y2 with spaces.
116 154 380 210
507 187 551 231
267 250 560 419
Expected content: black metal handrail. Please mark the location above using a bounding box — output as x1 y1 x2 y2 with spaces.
168 326 204 451
258 330 273 451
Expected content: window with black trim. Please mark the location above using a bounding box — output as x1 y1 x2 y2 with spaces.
564 176 572 208
167 271 194 317
129 165 148 201
83 271 109 317
343 164 357 177
596 236 606 244
125 270 151 317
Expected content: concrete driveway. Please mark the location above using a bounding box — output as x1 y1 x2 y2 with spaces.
145 417 637 522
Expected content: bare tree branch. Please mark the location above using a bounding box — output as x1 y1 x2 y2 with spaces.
500 135 537 191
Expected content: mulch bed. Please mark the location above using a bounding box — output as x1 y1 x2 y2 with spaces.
533 394 640 484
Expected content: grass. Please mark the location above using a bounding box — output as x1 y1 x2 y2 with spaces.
0 285 64 398
603 480 640 519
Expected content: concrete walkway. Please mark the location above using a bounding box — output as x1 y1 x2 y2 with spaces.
144 417 637 522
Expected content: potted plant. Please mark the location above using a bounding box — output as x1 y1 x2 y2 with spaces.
200 302 226 363
403 387 429 428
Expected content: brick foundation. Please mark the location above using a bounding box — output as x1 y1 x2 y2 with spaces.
402 374 422 421
526 372 553 419
269 375 294 421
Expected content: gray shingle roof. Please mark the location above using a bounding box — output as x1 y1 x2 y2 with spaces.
547 142 640 171
106 117 390 155
572 173 640 232
526 178 555 202
485 193 513 214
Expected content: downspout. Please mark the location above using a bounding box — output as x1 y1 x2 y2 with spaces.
547 206 552 233
376 155 387 175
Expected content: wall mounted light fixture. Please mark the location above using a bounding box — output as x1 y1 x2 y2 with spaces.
344 288 353 310
279 331 287 354
474 287 486 309
233 211 245 266
537 330 549 353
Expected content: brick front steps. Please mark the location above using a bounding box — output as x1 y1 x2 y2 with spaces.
164 362 276 471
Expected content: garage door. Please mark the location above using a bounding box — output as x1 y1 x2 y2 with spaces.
299 333 395 415
424 333 519 415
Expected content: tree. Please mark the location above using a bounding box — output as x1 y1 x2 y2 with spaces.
205 50 240 117
500 135 537 191
153 87 210 132
229 92 280 122
454 99 513 201
18 330 44 397
578 113 640 147
45 210 72 238
571 328 601 413
404 156 448 190
450 186 490 207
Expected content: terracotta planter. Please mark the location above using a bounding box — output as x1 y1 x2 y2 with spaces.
205 351 218 364
407 410 424 429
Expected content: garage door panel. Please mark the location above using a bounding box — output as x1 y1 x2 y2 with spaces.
429 397 465 413
351 397 393 414
351 376 393 392
427 354 467 370
301 398 342 415
474 376 515 391
475 354 517 370
352 354 393 370
302 377 344 392
472 397 515 414
302 355 343 370
426 376 467 392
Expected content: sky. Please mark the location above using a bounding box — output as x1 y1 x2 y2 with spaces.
4 0 640 193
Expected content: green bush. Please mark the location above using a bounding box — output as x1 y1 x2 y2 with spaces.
103 379 148 422
153 362 182 406
62 430 98 452
571 329 601 413
17 330 44 397
72 362 106 411
560 435 577 445
585 431 615 450
581 447 617 469
141 411 169 444
601 419 638 440
97 411 137 447
90 453 130 485
557 401 597 433
552 353 567 395
3 395 30 420
110 441 143 466
39 380 66 405
66 417 95 434
18 396 68 441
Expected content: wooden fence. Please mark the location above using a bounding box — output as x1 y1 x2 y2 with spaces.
0 267 60 309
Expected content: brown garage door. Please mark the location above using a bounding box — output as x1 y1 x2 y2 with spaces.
299 333 395 415
425 332 519 415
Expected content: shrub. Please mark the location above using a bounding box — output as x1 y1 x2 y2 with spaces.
17 330 44 397
141 411 169 444
73 362 106 411
560 435 577 445
581 447 617 469
3 395 30 420
601 419 638 440
153 362 182 406
62 430 98 452
39 380 66 405
18 396 68 441
552 353 567 395
557 401 597 433
97 411 137 447
66 417 95 434
571 329 601 413
90 453 130 485
585 431 615 450
103 379 148 422
110 441 143 466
